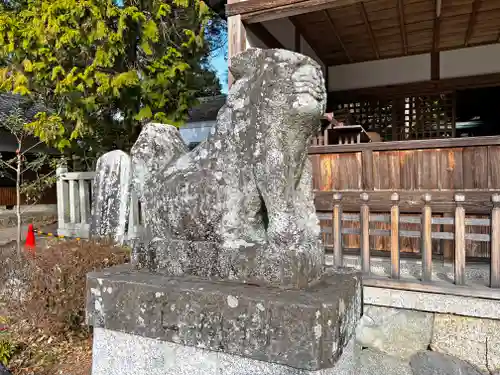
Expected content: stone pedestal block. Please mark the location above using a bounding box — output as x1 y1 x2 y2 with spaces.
86 266 362 373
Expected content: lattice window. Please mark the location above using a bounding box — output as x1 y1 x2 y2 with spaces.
399 93 454 140
334 99 394 141
331 92 455 141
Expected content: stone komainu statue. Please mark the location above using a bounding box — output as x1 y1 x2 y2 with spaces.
132 48 327 288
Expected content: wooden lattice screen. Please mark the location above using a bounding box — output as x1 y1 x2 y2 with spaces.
332 92 455 141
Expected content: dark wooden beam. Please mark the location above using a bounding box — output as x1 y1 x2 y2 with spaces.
431 52 440 80
226 0 372 23
431 0 441 81
397 0 408 55
464 0 480 47
359 2 380 59
289 16 323 62
294 21 301 52
324 10 352 63
245 23 284 49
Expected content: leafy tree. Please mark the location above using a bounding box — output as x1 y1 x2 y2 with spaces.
0 0 221 167
0 106 60 256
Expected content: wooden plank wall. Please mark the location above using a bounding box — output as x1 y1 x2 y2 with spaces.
0 186 57 206
311 146 500 190
310 137 500 258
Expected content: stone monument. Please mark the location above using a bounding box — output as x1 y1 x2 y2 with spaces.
90 150 132 244
86 48 362 375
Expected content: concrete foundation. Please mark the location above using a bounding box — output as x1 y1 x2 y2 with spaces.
92 327 359 375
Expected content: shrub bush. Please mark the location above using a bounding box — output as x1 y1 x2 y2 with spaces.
0 339 15 367
0 317 15 366
3 239 129 337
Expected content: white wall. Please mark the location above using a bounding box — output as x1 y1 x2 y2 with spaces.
327 43 500 91
328 54 431 91
261 18 295 51
440 44 500 79
179 121 215 146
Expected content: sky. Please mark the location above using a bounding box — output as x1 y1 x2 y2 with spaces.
211 51 228 94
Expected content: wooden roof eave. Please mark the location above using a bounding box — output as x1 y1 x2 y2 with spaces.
226 0 370 23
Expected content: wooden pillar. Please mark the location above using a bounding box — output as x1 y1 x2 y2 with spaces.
390 193 400 279
454 194 466 285
491 194 500 288
360 193 370 274
421 194 433 282
332 193 343 267
227 3 247 89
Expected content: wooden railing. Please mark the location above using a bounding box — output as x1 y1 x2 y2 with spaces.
56 167 93 238
56 168 142 240
323 191 500 294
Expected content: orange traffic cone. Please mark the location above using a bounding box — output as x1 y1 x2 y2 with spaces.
25 223 36 251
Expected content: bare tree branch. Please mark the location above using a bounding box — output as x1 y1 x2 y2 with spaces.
0 158 19 172
20 140 44 157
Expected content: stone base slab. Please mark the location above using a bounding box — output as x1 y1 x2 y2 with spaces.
86 266 361 371
92 327 360 375
135 238 325 289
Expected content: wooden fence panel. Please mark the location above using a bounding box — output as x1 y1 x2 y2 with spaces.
322 191 500 289
313 147 499 192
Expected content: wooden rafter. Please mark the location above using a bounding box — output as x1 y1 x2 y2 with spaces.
464 0 481 47
433 0 442 51
359 2 379 59
397 0 408 55
324 10 352 63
